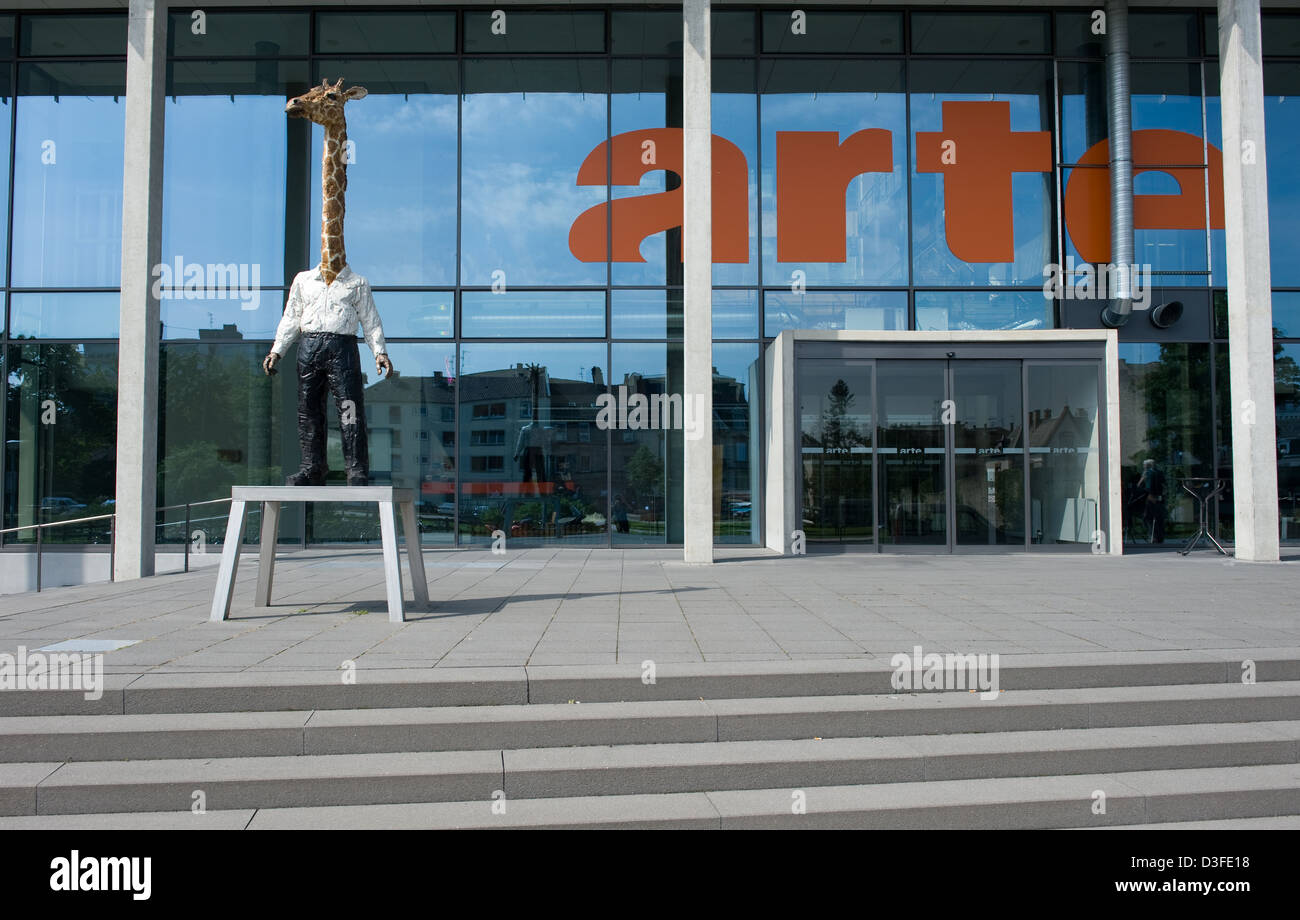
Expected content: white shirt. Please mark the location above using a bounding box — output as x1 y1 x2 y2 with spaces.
271 265 388 358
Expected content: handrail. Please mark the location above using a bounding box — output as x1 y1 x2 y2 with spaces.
2 495 238 592
0 513 116 535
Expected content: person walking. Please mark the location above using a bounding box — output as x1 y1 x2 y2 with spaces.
1138 458 1167 544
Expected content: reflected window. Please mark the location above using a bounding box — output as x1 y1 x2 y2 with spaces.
461 291 604 338
765 291 907 335
909 60 1053 287
915 291 1051 331
10 293 120 339
759 60 907 287
713 343 760 544
1027 364 1102 549
4 343 118 542
1117 344 1213 546
13 63 125 288
309 60 458 286
457 343 607 546
461 59 607 286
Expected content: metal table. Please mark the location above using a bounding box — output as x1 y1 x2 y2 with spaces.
1178 477 1228 556
208 486 428 623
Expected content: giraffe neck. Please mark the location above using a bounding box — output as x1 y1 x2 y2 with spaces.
320 121 348 285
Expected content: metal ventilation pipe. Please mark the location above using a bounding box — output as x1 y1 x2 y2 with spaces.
1100 0 1135 328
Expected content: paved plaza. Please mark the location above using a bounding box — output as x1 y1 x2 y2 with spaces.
0 546 1297 675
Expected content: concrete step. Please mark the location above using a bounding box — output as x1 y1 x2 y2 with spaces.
5 720 1298 816
4 764 1296 829
7 650 1298 717
5 681 1300 763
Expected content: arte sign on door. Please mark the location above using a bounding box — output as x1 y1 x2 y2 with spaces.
568 100 1225 266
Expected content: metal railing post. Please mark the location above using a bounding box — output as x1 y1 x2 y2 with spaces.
184 501 191 573
109 515 115 583
35 517 42 593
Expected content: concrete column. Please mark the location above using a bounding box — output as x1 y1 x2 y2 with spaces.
682 0 714 564
114 0 167 580
1218 0 1280 562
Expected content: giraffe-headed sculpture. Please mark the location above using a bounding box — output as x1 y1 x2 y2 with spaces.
263 78 393 488
286 76 367 284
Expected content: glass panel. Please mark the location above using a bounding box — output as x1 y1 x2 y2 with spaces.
300 343 457 544
9 293 120 339
158 344 285 531
1273 291 1300 339
316 12 456 55
0 15 14 58
713 343 759 544
21 14 126 57
1055 12 1105 58
457 343 607 546
610 342 683 545
1263 14 1300 57
1117 344 1213 546
759 60 908 286
1276 344 1300 544
463 11 604 54
1027 364 1102 549
1128 12 1198 58
461 59 607 286
4 343 118 543
371 291 453 339
611 10 755 56
877 361 946 547
309 60 458 286
612 290 682 340
952 362 1024 546
915 291 1051 331
13 64 125 288
1062 167 1210 277
608 58 757 287
761 11 902 54
713 290 757 339
909 60 1053 287
0 70 11 285
765 291 907 335
163 77 297 338
1265 64 1300 287
461 291 604 338
910 12 1049 55
798 360 872 544
168 12 309 57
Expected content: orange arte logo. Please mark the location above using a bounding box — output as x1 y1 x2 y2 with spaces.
567 100 1226 267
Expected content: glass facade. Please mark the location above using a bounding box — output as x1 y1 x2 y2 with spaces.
1 8 1297 550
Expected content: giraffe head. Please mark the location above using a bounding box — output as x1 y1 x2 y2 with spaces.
285 78 367 128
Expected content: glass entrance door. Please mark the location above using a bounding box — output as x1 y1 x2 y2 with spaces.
877 361 947 547
798 361 873 544
951 361 1026 547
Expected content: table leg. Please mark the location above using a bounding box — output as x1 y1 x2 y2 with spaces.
378 500 405 623
400 500 429 609
254 501 281 607
209 500 248 622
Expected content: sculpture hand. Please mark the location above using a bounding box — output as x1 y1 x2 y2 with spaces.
376 353 393 378
263 352 280 376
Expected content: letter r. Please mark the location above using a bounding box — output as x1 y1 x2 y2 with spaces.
775 130 893 263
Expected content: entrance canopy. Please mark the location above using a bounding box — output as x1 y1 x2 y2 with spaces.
763 330 1121 555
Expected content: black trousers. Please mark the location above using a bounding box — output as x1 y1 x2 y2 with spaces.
296 333 369 479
